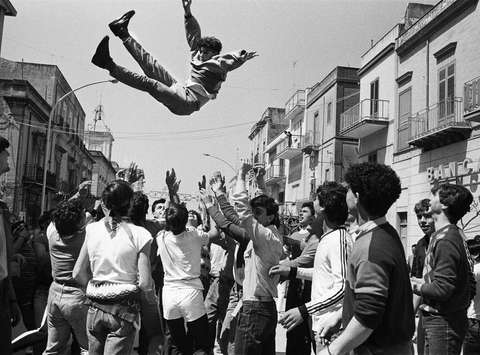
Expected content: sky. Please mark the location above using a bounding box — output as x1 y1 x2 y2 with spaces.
2 0 438 195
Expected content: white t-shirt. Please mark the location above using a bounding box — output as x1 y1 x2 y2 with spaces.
467 262 480 319
157 228 209 290
85 219 152 285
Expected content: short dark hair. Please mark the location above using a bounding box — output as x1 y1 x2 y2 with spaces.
151 198 166 213
52 199 84 236
165 203 188 235
431 183 473 224
414 198 431 215
250 194 280 228
198 36 222 54
344 162 401 218
301 202 315 216
102 180 133 218
129 192 149 225
318 182 348 227
188 209 203 226
0 136 9 153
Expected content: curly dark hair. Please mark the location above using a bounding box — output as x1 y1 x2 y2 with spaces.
431 183 473 224
317 182 348 227
317 181 342 208
129 192 149 225
165 203 188 235
344 162 401 218
250 194 280 228
52 199 84 236
414 198 431 215
0 136 9 153
198 36 222 54
102 180 133 218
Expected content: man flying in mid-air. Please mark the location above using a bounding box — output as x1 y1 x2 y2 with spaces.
92 0 258 116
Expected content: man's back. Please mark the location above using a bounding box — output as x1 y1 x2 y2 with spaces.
343 221 415 350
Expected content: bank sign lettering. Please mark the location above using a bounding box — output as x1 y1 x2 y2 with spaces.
427 157 480 183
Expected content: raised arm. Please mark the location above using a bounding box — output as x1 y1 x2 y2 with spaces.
183 0 201 51
209 173 241 225
166 169 181 205
200 189 249 246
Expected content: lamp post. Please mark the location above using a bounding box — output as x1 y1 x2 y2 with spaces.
41 79 118 213
202 153 236 173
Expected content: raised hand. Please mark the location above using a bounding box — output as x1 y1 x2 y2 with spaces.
199 188 214 208
243 51 258 61
198 175 207 191
209 174 226 194
182 0 192 15
166 168 181 194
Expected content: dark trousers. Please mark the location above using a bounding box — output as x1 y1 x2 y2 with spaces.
167 314 210 355
463 318 480 355
285 279 313 355
205 275 234 351
422 312 467 355
0 279 12 355
234 300 277 355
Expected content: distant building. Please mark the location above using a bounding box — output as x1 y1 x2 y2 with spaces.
0 0 16 56
0 58 93 223
88 150 116 197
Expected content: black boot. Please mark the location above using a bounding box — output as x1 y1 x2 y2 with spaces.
109 10 135 40
91 36 114 70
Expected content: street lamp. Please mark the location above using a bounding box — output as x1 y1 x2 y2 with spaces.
41 79 118 213
202 153 236 173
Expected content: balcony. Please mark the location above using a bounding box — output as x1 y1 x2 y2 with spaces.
302 131 321 154
408 98 471 150
23 164 57 188
276 135 303 160
340 99 389 138
284 90 305 120
265 165 286 185
464 76 480 122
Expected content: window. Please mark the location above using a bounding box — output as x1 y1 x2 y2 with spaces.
288 155 302 182
397 212 408 251
327 102 332 123
397 88 412 151
278 191 285 203
370 79 379 116
325 168 330 181
368 151 377 163
438 62 455 119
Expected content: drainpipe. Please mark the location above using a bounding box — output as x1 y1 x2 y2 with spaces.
303 88 309 199
426 39 430 109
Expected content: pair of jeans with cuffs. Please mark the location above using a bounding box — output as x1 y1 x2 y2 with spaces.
110 37 200 116
422 311 467 355
463 318 480 355
234 300 277 355
44 281 89 354
87 305 137 355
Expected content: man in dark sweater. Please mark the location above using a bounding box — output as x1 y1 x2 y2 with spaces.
411 183 475 355
317 162 415 355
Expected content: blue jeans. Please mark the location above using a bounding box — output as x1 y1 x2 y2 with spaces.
44 281 89 354
422 312 467 355
87 306 137 355
463 318 480 355
234 300 277 355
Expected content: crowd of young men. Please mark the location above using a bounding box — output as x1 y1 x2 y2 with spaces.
0 132 479 354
